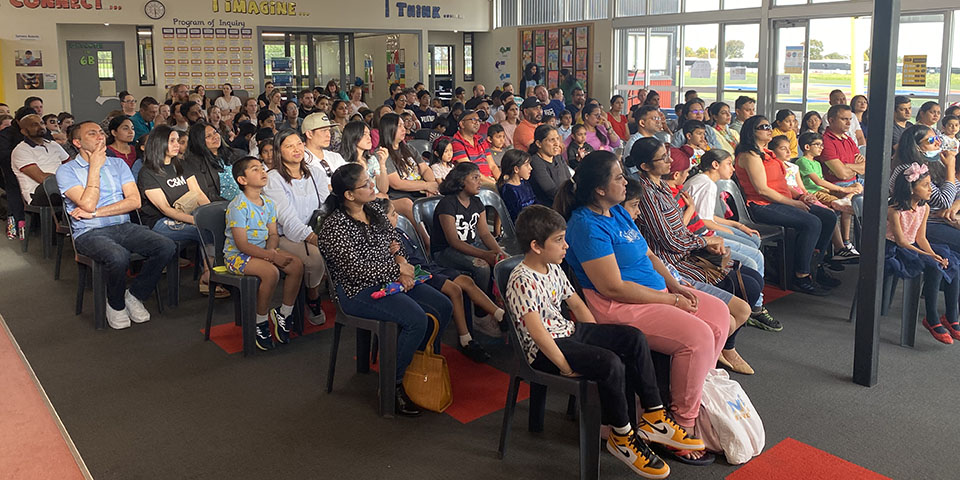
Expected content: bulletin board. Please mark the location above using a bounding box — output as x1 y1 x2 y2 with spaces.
160 26 256 91
519 24 590 93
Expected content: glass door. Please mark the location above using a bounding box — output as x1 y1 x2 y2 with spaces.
772 20 808 115
261 32 354 98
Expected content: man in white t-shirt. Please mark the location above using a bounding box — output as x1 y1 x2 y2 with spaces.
301 113 345 188
823 90 865 146
11 113 67 206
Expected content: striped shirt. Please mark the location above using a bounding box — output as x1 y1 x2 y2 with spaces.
56 155 134 238
634 174 710 282
451 131 492 177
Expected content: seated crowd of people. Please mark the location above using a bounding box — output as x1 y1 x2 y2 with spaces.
3 75 960 478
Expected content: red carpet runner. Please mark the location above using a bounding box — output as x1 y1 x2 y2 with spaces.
0 317 88 480
727 438 891 480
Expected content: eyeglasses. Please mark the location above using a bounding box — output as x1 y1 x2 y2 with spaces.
122 99 137 104
653 153 671 163
809 141 824 147
690 109 704 114
755 124 773 131
461 117 480 123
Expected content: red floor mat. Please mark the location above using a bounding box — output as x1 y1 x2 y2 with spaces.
762 284 792 303
200 300 336 354
443 347 530 424
726 437 890 480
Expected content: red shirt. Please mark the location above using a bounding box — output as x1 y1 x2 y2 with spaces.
735 148 791 206
669 184 713 237
451 131 492 176
606 112 628 141
817 128 859 183
106 145 137 168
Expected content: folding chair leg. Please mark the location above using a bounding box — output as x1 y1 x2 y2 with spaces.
528 383 548 433
497 375 522 459
92 263 106 330
901 276 922 348
378 322 398 418
881 274 896 316
326 323 343 393
848 285 858 323
166 252 180 307
40 207 52 259
356 329 371 373
577 387 602 480
54 235 64 280
21 214 33 253
565 395 578 420
154 286 164 315
204 281 216 340
777 240 789 290
76 263 88 315
371 333 379 365
239 281 258 356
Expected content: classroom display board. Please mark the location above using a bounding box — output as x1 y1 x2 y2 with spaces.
519 24 589 92
160 27 256 91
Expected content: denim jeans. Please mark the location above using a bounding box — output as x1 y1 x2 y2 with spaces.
73 222 178 311
336 283 452 383
715 229 765 307
749 203 836 275
151 218 201 245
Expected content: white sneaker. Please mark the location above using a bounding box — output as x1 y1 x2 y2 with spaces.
106 305 131 330
124 290 151 324
473 314 501 338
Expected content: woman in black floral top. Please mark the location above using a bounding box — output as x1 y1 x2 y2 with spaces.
318 163 452 417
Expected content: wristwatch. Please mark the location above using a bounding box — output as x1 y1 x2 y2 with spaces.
91 210 98 218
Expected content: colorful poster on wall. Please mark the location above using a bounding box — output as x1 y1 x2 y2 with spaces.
535 46 545 67
522 31 533 51
16 73 43 89
561 46 573 67
902 55 927 87
576 27 588 48
548 30 559 49
43 73 57 89
534 30 545 47
522 50 533 66
547 70 559 89
575 49 587 70
561 28 574 47
14 50 42 67
547 50 559 70
784 45 804 74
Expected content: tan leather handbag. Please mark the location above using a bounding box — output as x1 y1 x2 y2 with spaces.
173 190 201 215
402 313 453 413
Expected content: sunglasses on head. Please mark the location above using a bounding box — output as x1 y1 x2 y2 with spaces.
755 124 773 131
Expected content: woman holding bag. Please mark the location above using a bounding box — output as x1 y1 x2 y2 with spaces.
263 129 330 324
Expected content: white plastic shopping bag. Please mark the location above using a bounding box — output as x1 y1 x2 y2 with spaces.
696 368 765 464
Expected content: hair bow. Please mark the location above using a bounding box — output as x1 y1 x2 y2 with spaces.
904 162 928 182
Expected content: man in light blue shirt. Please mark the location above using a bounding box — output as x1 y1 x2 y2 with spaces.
130 96 159 142
57 121 176 329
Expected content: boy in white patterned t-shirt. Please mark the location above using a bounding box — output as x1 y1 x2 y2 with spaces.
505 205 703 479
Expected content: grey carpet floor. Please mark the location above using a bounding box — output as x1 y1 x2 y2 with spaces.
1 237 955 480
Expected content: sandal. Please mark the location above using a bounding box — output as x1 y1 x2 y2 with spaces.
655 445 716 466
199 280 230 299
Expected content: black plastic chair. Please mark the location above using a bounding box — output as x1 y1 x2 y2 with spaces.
407 139 431 162
321 251 400 418
21 199 55 258
61 205 164 330
477 187 521 255
493 256 602 480
848 272 922 347
41 176 71 280
194 202 305 356
717 179 791 289
411 196 441 261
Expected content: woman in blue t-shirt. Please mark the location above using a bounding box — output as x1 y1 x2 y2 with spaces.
556 150 729 464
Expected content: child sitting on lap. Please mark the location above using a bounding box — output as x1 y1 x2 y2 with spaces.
379 198 506 363
224 156 304 351
506 204 704 479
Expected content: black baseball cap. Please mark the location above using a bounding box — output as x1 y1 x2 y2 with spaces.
521 97 543 110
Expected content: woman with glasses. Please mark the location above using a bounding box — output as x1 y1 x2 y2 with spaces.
672 99 720 150
735 115 838 296
566 103 621 153
118 91 137 117
318 163 451 417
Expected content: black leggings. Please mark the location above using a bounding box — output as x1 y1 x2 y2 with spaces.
531 323 662 428
716 265 764 350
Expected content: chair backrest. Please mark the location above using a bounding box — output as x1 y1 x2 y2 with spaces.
493 255 535 373
411 196 441 260
407 139 431 162
716 179 755 225
193 201 229 268
477 187 521 255
396 214 426 256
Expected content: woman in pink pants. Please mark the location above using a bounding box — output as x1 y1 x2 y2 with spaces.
556 150 728 465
